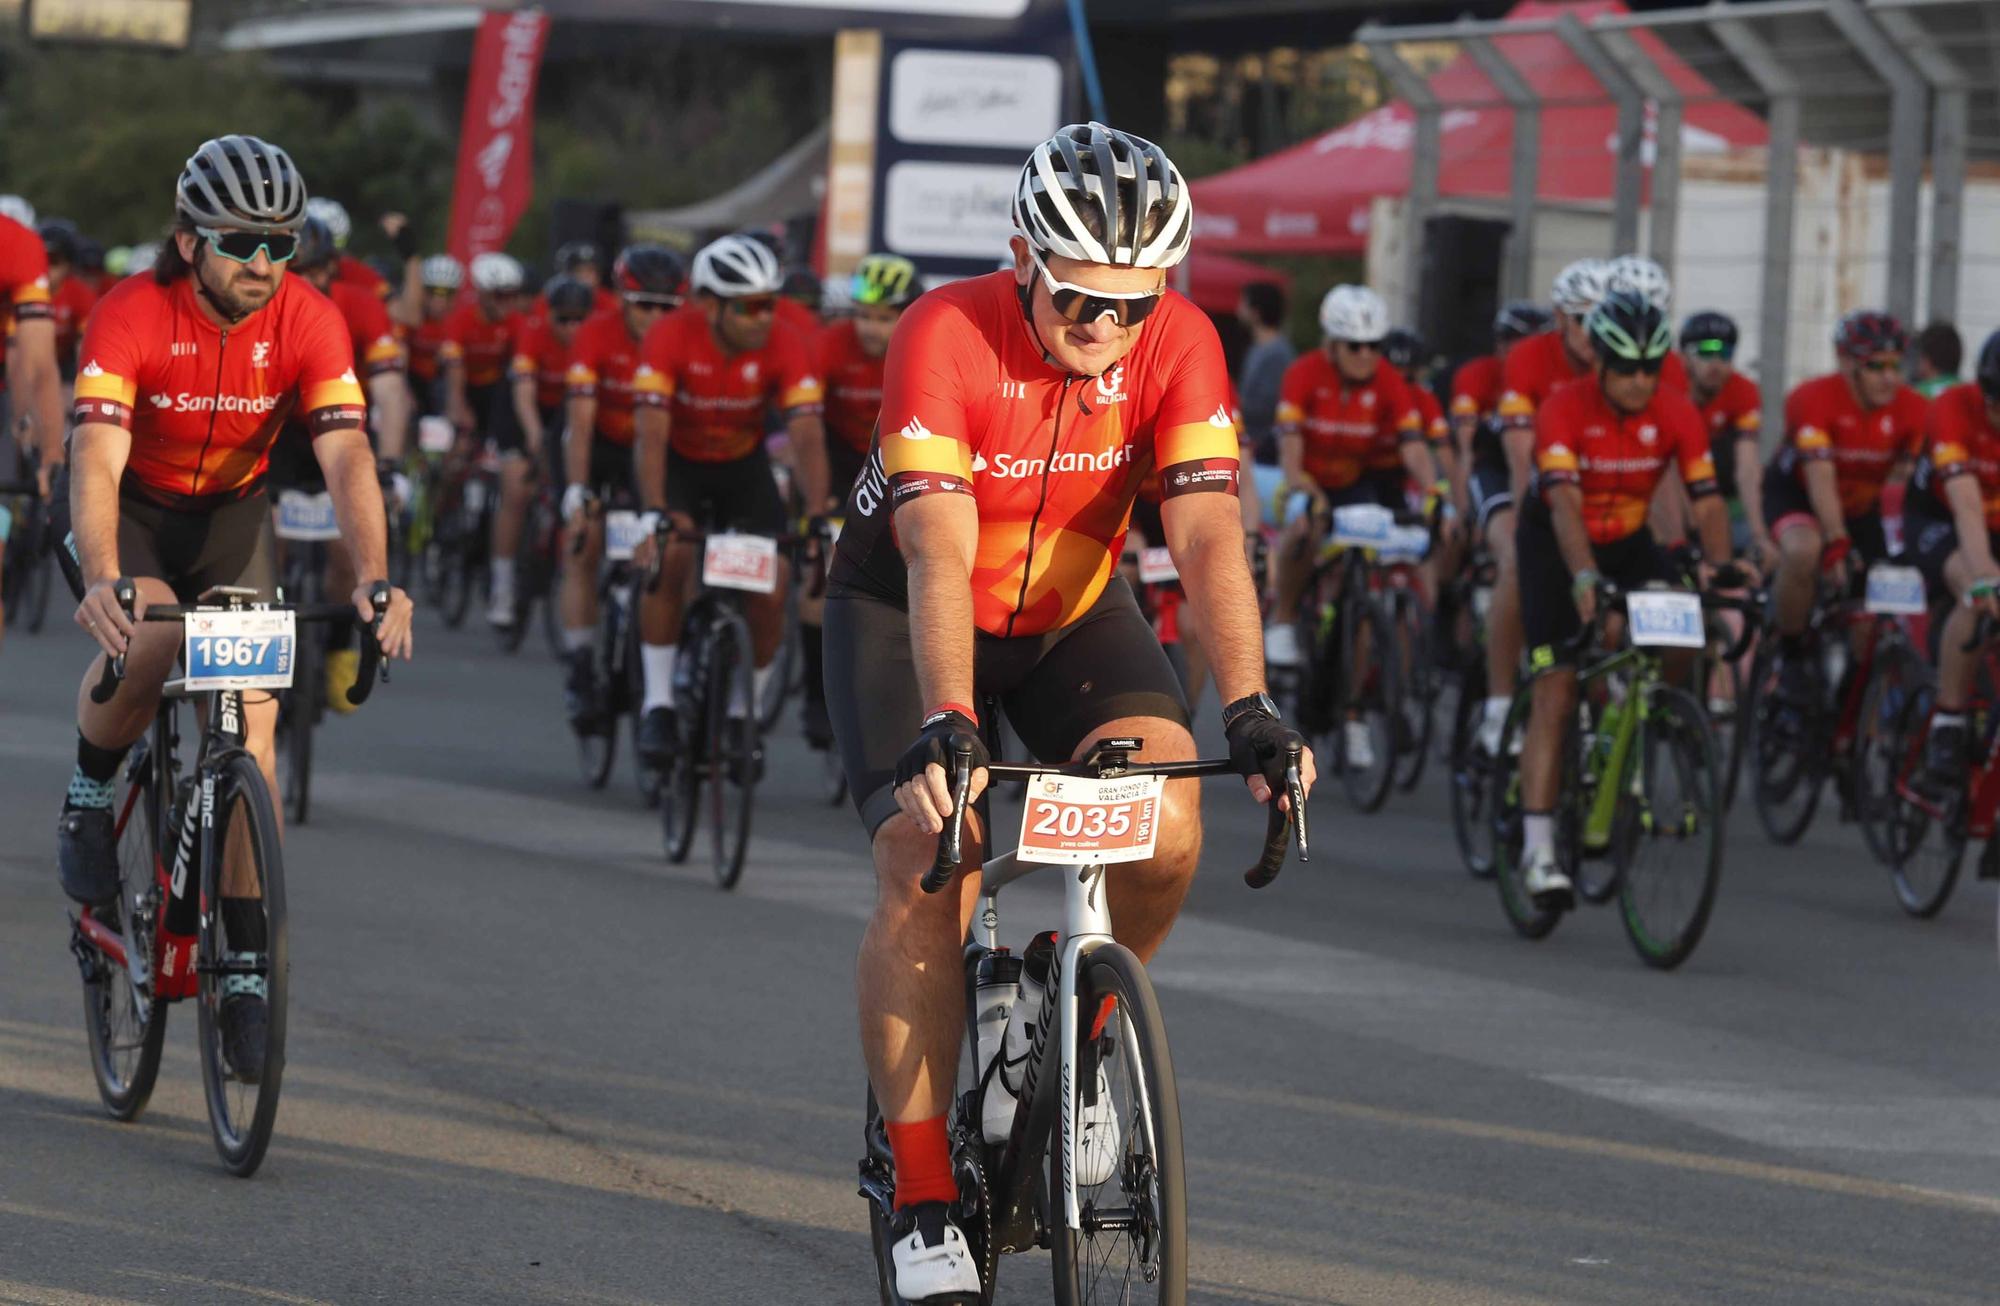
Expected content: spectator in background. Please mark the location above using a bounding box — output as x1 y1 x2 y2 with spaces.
1236 280 1293 467
1915 320 1963 398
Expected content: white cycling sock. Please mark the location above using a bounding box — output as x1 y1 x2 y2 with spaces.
730 662 776 719
1483 695 1511 727
563 627 594 654
490 556 516 593
1523 812 1554 859
642 643 678 713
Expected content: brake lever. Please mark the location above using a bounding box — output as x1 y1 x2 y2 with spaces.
88 578 138 705
920 739 976 895
1244 746 1306 889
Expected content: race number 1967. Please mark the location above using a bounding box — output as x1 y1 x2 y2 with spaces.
1016 773 1165 864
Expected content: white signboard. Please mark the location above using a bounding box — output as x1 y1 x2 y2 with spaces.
889 50 1061 148
883 161 1018 259
681 0 1027 12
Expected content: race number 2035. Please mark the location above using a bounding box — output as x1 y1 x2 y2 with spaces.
1016 773 1165 865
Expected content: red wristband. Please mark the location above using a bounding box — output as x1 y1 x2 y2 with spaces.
930 701 979 726
1821 535 1851 572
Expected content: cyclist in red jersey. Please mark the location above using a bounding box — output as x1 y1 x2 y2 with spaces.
61 138 413 1076
554 242 620 318
1266 285 1438 684
409 255 461 414
1764 310 1929 698
0 210 62 643
825 124 1312 1299
1515 289 1741 906
39 219 98 382
1677 311 1767 559
1903 337 2000 799
439 252 524 441
779 266 823 338
626 233 826 769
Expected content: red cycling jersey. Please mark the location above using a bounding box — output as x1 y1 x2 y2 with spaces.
409 315 449 385
438 299 517 389
564 308 648 447
326 279 403 379
817 318 885 455
632 306 822 463
776 296 820 341
72 272 365 507
1276 350 1420 490
510 312 574 413
337 255 390 300
1369 381 1446 472
1451 354 1503 427
1532 375 1717 544
1775 371 1928 518
0 216 52 394
1914 382 2000 529
1695 370 1761 499
830 272 1238 638
50 275 99 366
1501 330 1688 431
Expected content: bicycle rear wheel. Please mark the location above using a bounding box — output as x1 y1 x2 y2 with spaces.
1337 593 1398 813
1390 588 1436 793
1616 685 1724 970
1854 642 1925 866
281 628 318 826
758 587 799 734
196 754 289 1177
707 622 756 890
1491 691 1567 940
1448 661 1497 879
1050 942 1185 1306
1877 680 1966 918
82 748 169 1121
1746 642 1826 845
24 525 53 633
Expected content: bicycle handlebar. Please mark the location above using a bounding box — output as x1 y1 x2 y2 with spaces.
919 741 1309 895
89 581 388 707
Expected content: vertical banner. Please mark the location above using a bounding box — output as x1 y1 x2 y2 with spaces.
446 9 551 266
823 29 885 283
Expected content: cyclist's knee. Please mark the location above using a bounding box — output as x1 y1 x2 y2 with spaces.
870 813 983 915
1777 524 1821 573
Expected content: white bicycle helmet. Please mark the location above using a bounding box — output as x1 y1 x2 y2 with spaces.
0 195 35 228
1606 254 1672 314
176 135 308 235
1550 258 1611 318
1318 285 1390 343
421 253 463 292
305 197 352 249
690 234 784 298
1013 121 1192 270
469 251 525 294
125 243 160 274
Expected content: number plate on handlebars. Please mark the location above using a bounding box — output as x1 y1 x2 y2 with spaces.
703 533 779 594
603 510 646 562
183 609 296 691
1330 503 1394 548
1017 773 1165 865
273 490 341 542
1377 524 1430 563
1624 590 1705 648
1864 564 1926 615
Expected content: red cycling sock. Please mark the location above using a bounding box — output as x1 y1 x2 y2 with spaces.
887 1114 957 1210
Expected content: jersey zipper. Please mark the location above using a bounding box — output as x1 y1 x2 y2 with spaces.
189 326 228 498
1004 375 1073 638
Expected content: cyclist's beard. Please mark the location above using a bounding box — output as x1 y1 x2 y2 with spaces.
194 251 272 323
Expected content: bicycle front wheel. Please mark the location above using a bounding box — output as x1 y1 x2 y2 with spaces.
707 622 756 890
1391 588 1436 793
196 754 290 1177
1854 641 1925 866
1746 642 1826 845
82 749 168 1120
1616 685 1724 970
1448 660 1497 878
281 632 317 826
1491 690 1567 940
1051 943 1185 1306
1337 593 1398 813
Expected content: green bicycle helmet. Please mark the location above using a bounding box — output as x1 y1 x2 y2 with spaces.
852 253 920 308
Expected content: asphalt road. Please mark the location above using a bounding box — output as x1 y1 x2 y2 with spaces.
3 603 1998 1305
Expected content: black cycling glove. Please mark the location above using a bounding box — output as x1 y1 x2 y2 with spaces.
895 708 990 792
1226 710 1304 795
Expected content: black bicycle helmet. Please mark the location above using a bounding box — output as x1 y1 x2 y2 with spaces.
612 243 686 300
544 274 596 320
1975 329 2000 402
1381 327 1424 372
1494 299 1553 344
37 218 78 265
1586 288 1672 365
1680 310 1739 359
782 266 823 309
555 240 599 274
291 217 337 272
76 237 104 274
176 134 308 234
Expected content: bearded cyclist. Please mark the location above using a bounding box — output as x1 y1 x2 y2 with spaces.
59 136 414 1073
826 122 1314 1302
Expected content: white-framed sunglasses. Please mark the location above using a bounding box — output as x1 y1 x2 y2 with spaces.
1028 249 1165 327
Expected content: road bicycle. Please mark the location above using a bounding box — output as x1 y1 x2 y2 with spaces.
571 504 654 801
861 730 1307 1305
1 460 57 635
1490 575 1755 969
72 580 384 1176
1441 548 1500 878
271 488 344 825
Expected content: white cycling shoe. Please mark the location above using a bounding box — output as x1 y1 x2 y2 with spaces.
1343 719 1376 772
485 588 517 629
1521 844 1574 910
1074 1065 1122 1188
890 1202 982 1304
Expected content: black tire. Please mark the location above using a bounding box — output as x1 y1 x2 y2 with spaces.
1448 661 1497 879
758 588 799 734
1878 680 1967 918
1616 685 1725 970
282 631 317 827
24 531 53 633
196 754 289 1177
1491 689 1567 940
576 719 616 790
1336 593 1399 813
82 751 169 1121
1855 642 1926 866
1708 646 1747 813
625 603 661 807
1390 588 1436 793
1746 640 1827 845
1050 943 1186 1306
708 622 756 890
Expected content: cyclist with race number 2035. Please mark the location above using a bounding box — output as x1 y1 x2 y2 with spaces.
824 122 1315 1302
60 135 415 1063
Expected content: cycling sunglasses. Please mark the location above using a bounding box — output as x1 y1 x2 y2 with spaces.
1029 250 1164 327
725 295 778 318
553 314 589 327
1860 355 1903 374
624 293 681 312
1335 340 1382 355
1604 354 1666 376
198 227 297 264
1689 339 1735 360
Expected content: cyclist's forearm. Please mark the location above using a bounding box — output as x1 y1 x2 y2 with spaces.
899 498 979 712
1944 476 1998 576
1168 497 1267 704
789 413 830 512
1803 460 1845 537
1736 441 1770 544
1690 493 1732 565
16 323 64 468
367 372 409 462
565 397 597 488
1647 466 1689 544
1547 485 1596 579
1277 432 1306 489
1504 425 1534 504
1400 439 1439 497
69 424 130 586
319 429 391 581
634 407 668 513
511 377 543 456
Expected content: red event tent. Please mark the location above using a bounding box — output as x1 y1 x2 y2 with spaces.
1189 0 1769 257
1177 249 1291 314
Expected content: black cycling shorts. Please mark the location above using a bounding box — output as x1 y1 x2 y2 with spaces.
824 577 1191 836
117 486 277 603
489 388 552 458
1517 495 1680 669
666 448 787 538
1761 471 1888 565
1364 466 1412 512
564 432 635 502
1468 455 1513 534
827 440 869 510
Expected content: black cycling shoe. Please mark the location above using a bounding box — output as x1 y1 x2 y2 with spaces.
564 652 602 731
57 807 120 909
1906 722 1967 809
637 706 678 768
219 992 269 1084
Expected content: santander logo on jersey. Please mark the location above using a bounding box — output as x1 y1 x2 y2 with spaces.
981 442 1135 480
156 392 282 415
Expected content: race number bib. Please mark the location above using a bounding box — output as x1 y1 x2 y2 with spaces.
1377 524 1430 563
183 609 296 691
1137 547 1179 585
1624 590 1705 648
417 415 455 454
703 533 779 594
1017 773 1165 865
603 510 646 562
1864 565 1926 615
1330 503 1394 548
273 490 341 542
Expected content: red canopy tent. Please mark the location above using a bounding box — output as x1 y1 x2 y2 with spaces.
1189 0 1769 257
1176 249 1291 315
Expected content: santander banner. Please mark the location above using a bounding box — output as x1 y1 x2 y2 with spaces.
445 10 550 265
